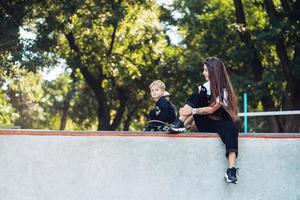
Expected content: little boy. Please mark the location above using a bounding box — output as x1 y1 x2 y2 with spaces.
148 80 176 124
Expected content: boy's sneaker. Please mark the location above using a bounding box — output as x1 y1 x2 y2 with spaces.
224 167 238 184
169 119 186 133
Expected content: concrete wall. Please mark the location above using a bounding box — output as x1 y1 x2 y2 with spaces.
0 131 299 200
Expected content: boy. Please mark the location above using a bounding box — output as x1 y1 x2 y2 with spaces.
148 80 176 124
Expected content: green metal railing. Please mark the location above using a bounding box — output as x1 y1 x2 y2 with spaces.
239 92 300 133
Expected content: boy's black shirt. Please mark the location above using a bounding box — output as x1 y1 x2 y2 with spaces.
149 96 176 124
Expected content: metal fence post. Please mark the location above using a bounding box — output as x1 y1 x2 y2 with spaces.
244 92 248 134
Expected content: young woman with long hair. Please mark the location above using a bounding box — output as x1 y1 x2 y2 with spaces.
170 57 240 183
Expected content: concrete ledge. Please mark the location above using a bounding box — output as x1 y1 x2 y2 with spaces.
0 129 300 138
0 130 299 200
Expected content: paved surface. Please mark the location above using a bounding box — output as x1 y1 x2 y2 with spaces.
0 130 299 200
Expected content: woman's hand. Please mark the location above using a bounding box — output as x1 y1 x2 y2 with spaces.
179 105 193 116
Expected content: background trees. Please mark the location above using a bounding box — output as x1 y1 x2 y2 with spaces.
160 0 300 132
0 0 299 132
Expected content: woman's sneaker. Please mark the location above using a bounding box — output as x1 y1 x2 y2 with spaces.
169 119 186 133
224 167 238 184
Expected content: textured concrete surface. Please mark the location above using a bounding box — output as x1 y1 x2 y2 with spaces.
0 132 299 200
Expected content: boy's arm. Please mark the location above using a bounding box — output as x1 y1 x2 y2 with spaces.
156 99 172 122
148 109 156 120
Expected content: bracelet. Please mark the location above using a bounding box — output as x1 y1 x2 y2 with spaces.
192 108 197 115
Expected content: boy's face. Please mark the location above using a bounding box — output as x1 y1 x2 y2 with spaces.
150 85 164 101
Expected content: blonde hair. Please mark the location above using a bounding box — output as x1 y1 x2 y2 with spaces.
149 80 166 91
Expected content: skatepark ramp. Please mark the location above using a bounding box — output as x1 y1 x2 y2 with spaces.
0 130 299 200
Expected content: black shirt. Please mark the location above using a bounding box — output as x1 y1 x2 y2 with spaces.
149 96 176 124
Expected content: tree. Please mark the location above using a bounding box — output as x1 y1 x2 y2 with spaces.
31 0 176 130
1 67 45 128
161 0 300 132
232 0 281 132
261 0 300 131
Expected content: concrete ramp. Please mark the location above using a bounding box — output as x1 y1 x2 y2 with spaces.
0 130 299 200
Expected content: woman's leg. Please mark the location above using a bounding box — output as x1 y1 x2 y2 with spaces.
214 120 238 159
191 121 198 131
183 115 194 126
228 152 236 168
169 104 193 133
180 88 210 124
193 115 211 132
214 120 239 183
225 151 238 184
178 104 193 123
170 90 209 133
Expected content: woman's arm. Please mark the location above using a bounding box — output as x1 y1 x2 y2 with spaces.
178 102 222 122
192 102 222 115
179 102 222 116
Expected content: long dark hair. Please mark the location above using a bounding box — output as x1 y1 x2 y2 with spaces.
204 57 239 121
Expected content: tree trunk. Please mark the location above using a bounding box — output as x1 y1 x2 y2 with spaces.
264 0 300 132
233 0 280 132
110 88 127 130
123 118 130 131
65 17 129 130
59 100 69 130
65 32 113 130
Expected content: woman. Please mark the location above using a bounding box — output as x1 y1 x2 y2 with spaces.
170 57 240 184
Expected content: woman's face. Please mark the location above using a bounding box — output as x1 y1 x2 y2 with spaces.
203 64 209 81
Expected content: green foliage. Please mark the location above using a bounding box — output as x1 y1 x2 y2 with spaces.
0 67 45 128
0 90 17 126
29 0 186 130
1 0 299 132
161 0 300 132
